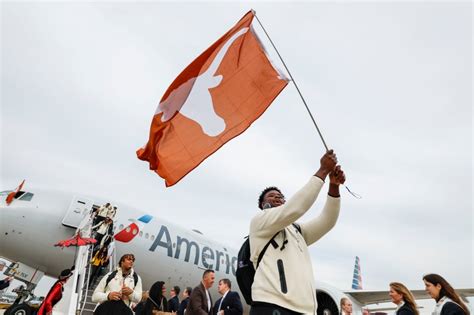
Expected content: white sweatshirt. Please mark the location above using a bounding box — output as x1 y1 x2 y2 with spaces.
92 267 142 307
250 176 341 314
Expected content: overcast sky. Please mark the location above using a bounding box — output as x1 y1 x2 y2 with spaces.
1 0 472 306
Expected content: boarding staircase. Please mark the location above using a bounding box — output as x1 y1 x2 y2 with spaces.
52 211 116 315
77 245 116 315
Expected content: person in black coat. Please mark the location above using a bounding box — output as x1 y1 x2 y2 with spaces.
213 279 243 315
423 274 470 315
0 276 12 290
178 287 192 315
135 281 168 315
389 282 419 315
168 285 181 312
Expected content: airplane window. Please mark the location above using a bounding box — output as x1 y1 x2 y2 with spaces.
145 233 149 239
139 231 143 237
126 227 131 233
173 243 176 248
150 235 155 241
119 224 124 230
132 229 138 235
13 191 25 199
18 192 34 201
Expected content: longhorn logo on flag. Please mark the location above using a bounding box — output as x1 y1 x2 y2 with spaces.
137 10 289 186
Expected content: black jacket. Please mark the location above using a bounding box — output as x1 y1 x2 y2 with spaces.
396 303 416 315
441 302 465 315
178 297 190 315
169 295 180 312
0 279 10 291
213 291 243 315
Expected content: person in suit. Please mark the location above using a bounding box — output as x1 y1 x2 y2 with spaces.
178 287 192 315
389 282 419 315
213 279 243 315
169 285 181 312
187 269 215 315
423 274 470 315
340 297 352 315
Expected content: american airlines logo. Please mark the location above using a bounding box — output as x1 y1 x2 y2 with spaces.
114 215 153 243
149 224 237 276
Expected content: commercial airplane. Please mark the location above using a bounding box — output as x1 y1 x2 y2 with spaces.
1 188 472 315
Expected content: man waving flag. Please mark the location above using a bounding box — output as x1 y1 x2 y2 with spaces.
137 10 289 186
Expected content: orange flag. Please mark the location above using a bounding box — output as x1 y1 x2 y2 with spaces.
137 11 289 186
6 179 25 205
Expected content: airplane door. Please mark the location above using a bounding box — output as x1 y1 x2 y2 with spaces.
62 196 94 228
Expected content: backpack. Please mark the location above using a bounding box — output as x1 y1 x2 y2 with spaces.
105 270 138 288
236 223 301 305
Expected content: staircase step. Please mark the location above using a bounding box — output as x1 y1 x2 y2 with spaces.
84 301 97 307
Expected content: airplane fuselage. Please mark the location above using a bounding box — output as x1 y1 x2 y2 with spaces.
0 189 237 297
0 188 367 315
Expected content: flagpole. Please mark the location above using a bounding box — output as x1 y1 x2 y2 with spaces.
253 12 329 152
253 12 361 199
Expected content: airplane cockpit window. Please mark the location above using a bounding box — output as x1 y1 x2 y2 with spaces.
0 191 34 201
14 191 25 199
18 192 34 201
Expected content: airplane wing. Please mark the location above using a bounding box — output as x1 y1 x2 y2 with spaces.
344 288 474 305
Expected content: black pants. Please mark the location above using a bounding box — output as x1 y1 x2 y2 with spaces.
95 233 105 246
93 216 105 226
250 302 302 315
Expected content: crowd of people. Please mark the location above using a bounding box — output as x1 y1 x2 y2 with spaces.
84 251 469 315
21 151 474 315
340 277 470 315
89 255 244 315
88 202 118 286
91 202 117 248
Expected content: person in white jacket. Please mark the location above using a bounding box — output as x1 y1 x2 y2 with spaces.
107 205 117 220
92 253 143 309
94 202 111 225
249 150 345 315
